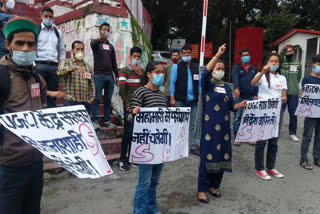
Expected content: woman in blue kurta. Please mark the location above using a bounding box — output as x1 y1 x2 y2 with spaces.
197 44 247 203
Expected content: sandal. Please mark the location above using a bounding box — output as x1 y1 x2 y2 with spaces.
233 142 240 146
300 161 313 170
248 142 256 146
314 160 320 167
209 189 221 198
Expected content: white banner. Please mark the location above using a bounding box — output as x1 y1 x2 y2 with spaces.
130 107 190 164
235 98 282 142
0 105 113 179
295 84 320 118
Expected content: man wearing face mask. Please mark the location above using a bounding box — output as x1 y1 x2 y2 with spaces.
232 48 258 146
280 42 302 142
35 7 66 108
170 44 201 155
164 49 180 104
90 23 118 129
57 40 95 113
0 0 15 59
0 17 47 214
118 46 144 171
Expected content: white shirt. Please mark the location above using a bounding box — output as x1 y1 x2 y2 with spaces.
255 72 287 99
36 23 66 62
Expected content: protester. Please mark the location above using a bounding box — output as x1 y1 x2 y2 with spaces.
0 17 47 214
232 48 258 146
197 44 247 203
0 0 15 59
35 7 66 108
118 46 144 171
280 42 302 142
164 49 180 103
90 23 118 129
130 61 167 214
251 52 287 180
57 40 95 113
299 55 320 170
170 44 201 155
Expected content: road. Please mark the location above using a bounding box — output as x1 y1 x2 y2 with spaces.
41 109 320 214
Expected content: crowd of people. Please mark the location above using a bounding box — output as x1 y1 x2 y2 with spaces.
0 2 319 214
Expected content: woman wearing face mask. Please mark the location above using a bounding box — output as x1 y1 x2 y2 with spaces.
251 52 287 180
129 61 168 214
197 44 247 203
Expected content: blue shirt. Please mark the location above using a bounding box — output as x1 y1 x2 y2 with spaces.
0 11 14 58
169 64 201 101
302 75 320 88
232 63 258 98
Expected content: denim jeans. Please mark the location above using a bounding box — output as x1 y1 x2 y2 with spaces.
92 74 114 122
120 110 134 161
0 161 43 214
282 95 298 135
133 163 164 214
64 100 92 115
176 100 198 150
35 63 59 108
300 117 320 163
233 96 254 138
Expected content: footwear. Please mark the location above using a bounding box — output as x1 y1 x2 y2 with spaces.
290 135 300 142
256 170 272 180
92 121 100 130
314 160 320 167
248 142 256 146
103 121 117 128
190 148 200 156
197 193 209 203
128 162 138 168
233 142 240 146
119 161 129 171
300 161 313 170
209 189 221 198
266 169 284 178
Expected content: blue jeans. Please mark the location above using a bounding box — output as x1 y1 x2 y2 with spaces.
0 161 43 214
64 100 92 114
176 100 198 150
92 74 114 122
133 164 163 214
300 117 320 163
282 95 298 135
233 96 254 138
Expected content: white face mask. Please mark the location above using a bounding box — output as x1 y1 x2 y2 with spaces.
75 52 84 61
212 71 225 81
6 0 15 10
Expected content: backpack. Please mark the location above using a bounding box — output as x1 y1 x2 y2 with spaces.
37 24 60 40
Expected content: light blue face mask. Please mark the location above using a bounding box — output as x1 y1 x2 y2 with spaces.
312 64 320 74
104 31 110 39
12 51 37 66
43 18 53 27
152 73 164 87
241 56 250 64
269 64 279 72
182 56 192 63
132 59 141 66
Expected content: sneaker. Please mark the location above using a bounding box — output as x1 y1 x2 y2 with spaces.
128 162 138 168
190 148 200 156
290 135 300 142
119 161 129 171
266 169 284 178
92 121 100 130
103 121 117 128
256 170 272 180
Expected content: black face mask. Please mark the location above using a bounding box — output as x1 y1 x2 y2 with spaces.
286 54 294 60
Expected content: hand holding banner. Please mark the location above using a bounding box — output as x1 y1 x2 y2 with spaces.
295 84 320 118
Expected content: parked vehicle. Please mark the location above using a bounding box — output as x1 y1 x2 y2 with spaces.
152 51 171 65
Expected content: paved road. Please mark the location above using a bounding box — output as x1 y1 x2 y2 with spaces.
41 109 320 214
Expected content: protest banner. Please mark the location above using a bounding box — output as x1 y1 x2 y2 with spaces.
295 84 320 118
0 105 113 178
235 98 281 142
130 107 190 164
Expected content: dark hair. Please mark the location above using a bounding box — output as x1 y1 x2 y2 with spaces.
171 49 180 56
141 61 163 85
7 29 37 44
264 52 281 88
213 59 225 70
41 7 54 15
99 23 110 31
130 46 142 56
71 40 84 49
312 55 320 64
240 48 251 56
181 44 192 52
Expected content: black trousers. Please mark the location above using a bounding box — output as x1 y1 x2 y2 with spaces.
120 110 134 161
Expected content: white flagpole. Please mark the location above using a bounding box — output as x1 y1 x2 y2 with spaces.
199 0 208 67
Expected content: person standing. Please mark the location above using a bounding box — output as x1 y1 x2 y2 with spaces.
232 48 258 146
280 42 302 142
35 7 66 108
0 17 47 214
251 52 287 180
91 23 118 129
118 46 144 171
0 0 15 58
57 40 95 113
170 44 201 155
299 55 320 170
164 49 180 103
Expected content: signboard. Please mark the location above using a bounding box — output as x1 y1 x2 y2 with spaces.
191 44 200 59
204 41 213 58
295 84 320 118
172 39 186 50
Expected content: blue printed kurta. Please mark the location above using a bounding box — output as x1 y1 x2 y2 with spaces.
200 68 235 173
